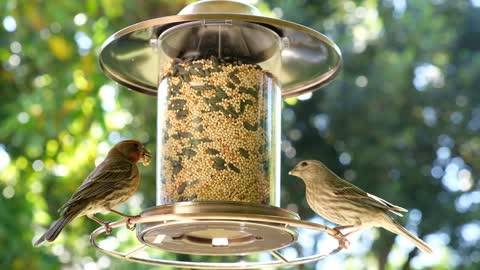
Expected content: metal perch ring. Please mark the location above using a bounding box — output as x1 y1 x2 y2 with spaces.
91 212 344 269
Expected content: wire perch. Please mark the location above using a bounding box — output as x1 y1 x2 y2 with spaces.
91 212 345 269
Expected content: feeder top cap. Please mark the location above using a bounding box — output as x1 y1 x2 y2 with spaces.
98 0 342 97
179 0 262 16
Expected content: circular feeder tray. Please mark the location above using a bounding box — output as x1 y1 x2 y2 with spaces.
91 202 344 269
137 201 298 255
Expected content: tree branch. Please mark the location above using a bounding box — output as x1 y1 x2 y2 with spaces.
376 233 395 270
401 248 418 270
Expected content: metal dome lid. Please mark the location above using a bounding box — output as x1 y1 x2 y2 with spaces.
98 0 342 97
178 0 264 16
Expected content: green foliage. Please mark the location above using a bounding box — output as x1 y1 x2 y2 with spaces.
1 0 479 269
273 0 480 269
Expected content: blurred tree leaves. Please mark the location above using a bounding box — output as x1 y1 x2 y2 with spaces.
1 0 479 269
272 0 480 269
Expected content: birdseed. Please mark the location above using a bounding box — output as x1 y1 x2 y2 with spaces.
157 56 277 205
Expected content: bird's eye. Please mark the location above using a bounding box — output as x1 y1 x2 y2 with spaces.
134 143 139 148
300 161 308 167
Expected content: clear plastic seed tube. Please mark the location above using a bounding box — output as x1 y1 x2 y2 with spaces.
156 21 281 206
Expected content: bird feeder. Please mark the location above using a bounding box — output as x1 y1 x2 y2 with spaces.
92 0 343 268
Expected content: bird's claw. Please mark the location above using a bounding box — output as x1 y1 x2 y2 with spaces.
126 218 136 231
333 229 350 250
338 237 351 249
103 222 113 234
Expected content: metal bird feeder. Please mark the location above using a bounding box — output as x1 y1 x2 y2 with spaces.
92 0 343 268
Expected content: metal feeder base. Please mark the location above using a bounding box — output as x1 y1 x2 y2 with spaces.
137 202 298 255
90 201 344 269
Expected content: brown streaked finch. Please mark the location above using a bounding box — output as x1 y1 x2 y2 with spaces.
34 140 151 246
289 160 432 253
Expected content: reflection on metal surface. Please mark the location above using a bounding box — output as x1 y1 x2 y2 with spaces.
91 201 343 269
98 1 342 97
178 0 264 16
137 202 298 255
124 245 147 259
158 20 280 64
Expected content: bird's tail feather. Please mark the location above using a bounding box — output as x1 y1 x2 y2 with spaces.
384 218 433 254
33 213 76 247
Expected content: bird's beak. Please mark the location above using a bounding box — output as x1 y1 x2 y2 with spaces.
141 148 152 166
288 168 296 176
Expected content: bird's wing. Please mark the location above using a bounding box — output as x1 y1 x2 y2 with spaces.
72 161 135 199
333 180 407 216
58 160 135 214
366 193 408 215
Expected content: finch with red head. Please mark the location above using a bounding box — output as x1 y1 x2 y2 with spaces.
34 140 151 247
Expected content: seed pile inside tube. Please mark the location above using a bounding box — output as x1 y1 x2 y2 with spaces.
158 56 273 204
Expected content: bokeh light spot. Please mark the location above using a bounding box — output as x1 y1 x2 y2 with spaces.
74 13 88 26
355 75 368 87
3 15 17 32
3 186 15 199
0 145 11 170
